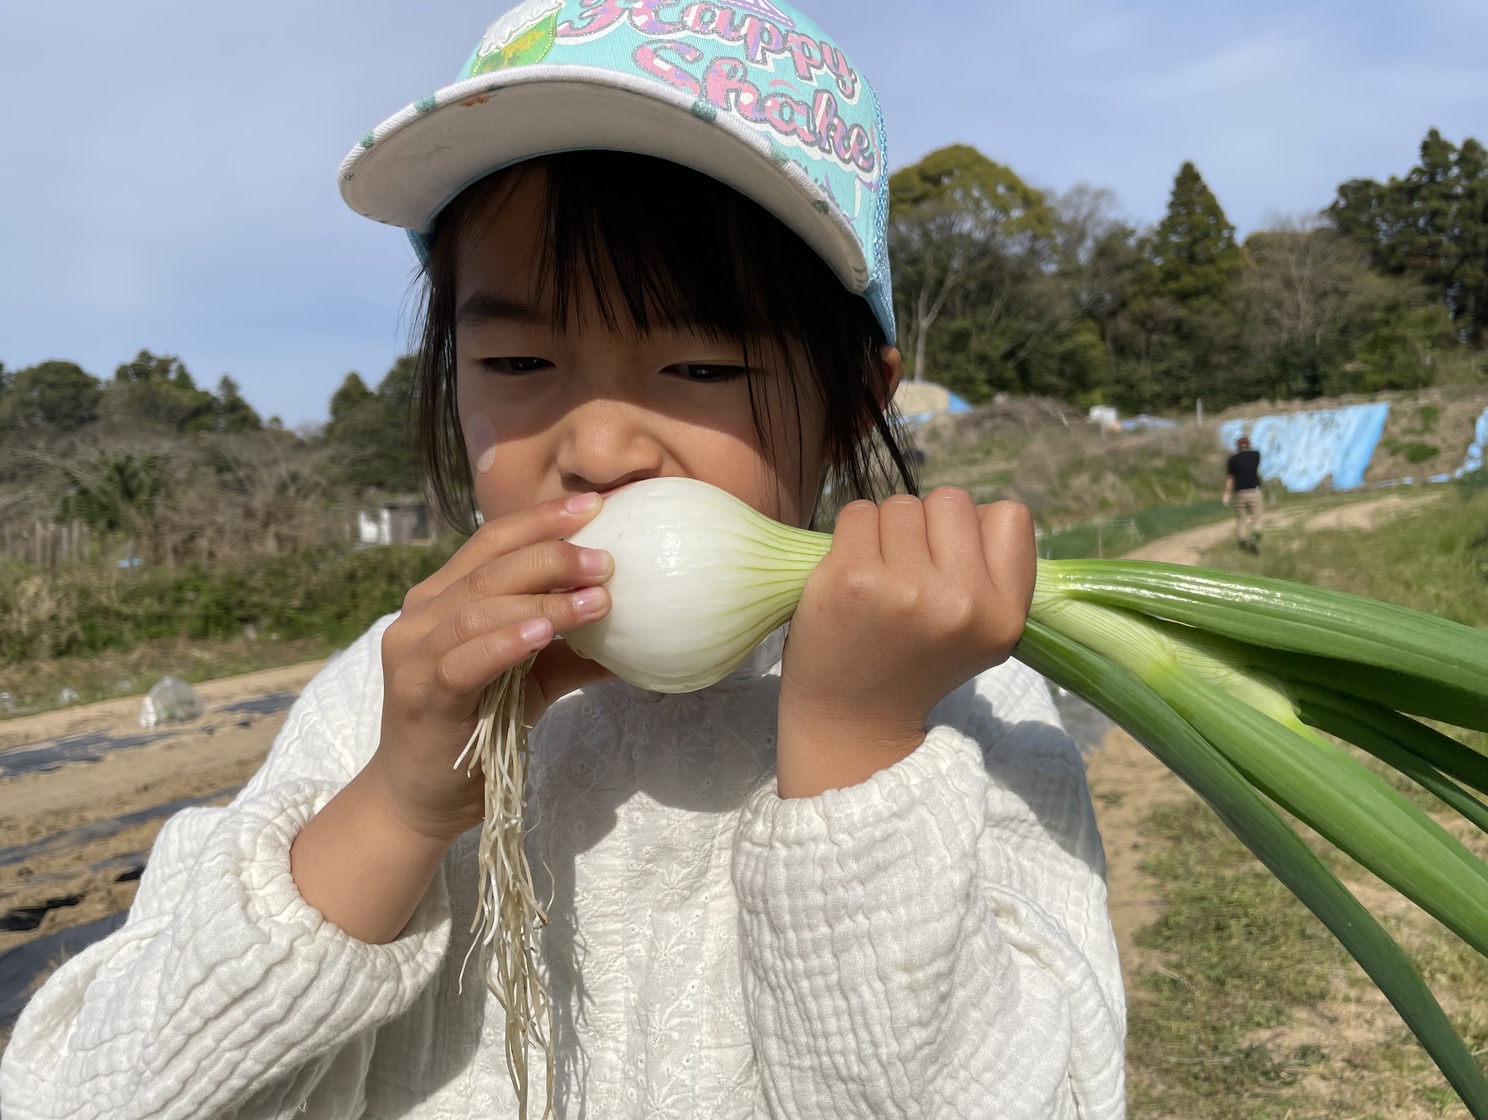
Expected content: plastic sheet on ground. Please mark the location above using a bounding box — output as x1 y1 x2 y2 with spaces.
892 380 975 430
1429 404 1488 483
1220 403 1390 492
139 676 205 729
1118 413 1179 432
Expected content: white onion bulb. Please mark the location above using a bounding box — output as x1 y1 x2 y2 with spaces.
564 477 832 692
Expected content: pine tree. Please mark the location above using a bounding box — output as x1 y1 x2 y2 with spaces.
109 350 216 432
1330 129 1488 343
1147 161 1242 304
213 375 263 433
1116 163 1243 409
325 372 374 442
322 361 419 494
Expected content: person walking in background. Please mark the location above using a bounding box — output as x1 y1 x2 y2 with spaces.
1223 435 1264 553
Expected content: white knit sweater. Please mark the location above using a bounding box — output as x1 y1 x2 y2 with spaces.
1 617 1125 1119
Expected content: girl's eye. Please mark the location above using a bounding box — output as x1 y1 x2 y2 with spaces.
668 363 747 384
481 356 551 375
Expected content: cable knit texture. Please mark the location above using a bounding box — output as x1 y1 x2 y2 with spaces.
1 617 1126 1118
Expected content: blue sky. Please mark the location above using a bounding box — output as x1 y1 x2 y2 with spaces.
4 0 1487 428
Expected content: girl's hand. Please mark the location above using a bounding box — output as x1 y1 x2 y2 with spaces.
775 487 1036 798
366 493 617 845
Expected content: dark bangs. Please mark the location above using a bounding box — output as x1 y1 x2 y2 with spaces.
412 149 917 532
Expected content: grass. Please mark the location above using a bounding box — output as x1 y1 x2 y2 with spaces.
0 634 335 719
1039 501 1230 559
0 538 462 717
915 437 1021 505
1036 485 1387 561
1127 799 1344 1117
1196 485 1488 629
1120 479 1488 1118
1127 793 1488 1119
917 417 1226 526
1383 438 1441 464
1415 927 1488 1070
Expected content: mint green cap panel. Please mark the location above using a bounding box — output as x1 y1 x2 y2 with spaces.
451 0 893 338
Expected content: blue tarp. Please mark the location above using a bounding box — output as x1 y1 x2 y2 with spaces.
1118 413 1179 432
1429 404 1488 483
896 387 976 430
1219 403 1390 492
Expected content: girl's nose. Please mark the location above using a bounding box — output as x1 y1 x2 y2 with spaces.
554 393 666 494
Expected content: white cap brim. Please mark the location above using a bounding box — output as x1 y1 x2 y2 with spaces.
338 66 870 292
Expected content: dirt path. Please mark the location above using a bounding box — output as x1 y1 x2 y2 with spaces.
1122 489 1439 566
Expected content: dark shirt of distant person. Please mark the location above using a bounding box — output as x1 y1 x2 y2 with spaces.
1223 436 1264 553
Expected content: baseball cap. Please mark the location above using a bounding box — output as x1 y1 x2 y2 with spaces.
337 0 894 341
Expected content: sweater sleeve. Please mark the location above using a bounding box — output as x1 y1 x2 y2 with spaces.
0 617 453 1120
731 660 1125 1120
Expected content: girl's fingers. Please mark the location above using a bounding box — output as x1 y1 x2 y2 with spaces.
978 501 1037 609
408 492 603 603
923 487 985 578
425 586 611 665
828 499 885 565
457 538 612 605
878 494 928 568
434 615 561 699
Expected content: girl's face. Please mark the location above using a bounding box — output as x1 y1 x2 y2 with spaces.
453 172 829 529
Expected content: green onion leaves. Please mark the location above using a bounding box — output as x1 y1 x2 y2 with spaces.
471 479 1488 1116
1027 560 1488 1116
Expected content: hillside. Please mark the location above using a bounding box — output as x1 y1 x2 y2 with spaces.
915 385 1488 529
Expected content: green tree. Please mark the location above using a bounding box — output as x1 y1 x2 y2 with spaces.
889 145 1057 383
1330 128 1488 344
114 349 184 386
1239 223 1367 398
914 251 1102 404
108 350 216 432
1354 299 1454 392
326 371 374 441
211 375 263 433
1146 161 1242 304
1051 186 1144 403
57 448 172 549
322 358 419 493
1117 162 1244 409
0 360 103 432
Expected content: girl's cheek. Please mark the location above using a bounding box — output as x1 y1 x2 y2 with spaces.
464 412 499 474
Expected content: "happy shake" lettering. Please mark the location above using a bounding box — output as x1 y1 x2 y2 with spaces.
556 0 876 184
559 0 859 99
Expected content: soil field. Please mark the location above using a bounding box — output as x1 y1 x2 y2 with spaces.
0 661 325 1037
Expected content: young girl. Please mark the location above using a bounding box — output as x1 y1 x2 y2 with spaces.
1 2 1125 1116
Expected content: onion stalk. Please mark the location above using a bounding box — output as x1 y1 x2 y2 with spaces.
464 476 1488 1118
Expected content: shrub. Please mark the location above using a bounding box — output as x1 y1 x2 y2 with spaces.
0 540 461 666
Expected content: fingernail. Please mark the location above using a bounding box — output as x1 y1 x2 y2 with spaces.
519 618 552 645
577 547 610 577
565 492 600 514
571 587 607 616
